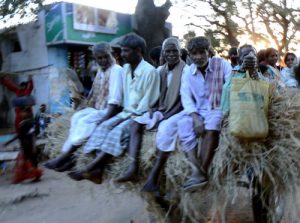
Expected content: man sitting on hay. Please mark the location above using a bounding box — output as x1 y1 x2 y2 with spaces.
115 37 189 187
68 33 160 183
44 42 123 172
176 36 232 192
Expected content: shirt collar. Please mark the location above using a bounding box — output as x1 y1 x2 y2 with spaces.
191 58 213 75
127 59 145 78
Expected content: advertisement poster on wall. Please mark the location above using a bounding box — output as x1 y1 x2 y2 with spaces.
73 4 118 34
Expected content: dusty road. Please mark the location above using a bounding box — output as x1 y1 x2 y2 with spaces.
0 167 299 223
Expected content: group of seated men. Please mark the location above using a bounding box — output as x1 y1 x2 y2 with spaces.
44 33 283 193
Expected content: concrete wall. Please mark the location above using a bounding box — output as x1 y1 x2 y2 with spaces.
48 46 68 68
1 12 49 72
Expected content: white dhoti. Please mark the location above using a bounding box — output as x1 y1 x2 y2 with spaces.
156 111 185 152
134 110 185 152
61 107 106 153
134 111 164 130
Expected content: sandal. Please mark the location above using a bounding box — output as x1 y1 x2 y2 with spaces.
183 177 208 193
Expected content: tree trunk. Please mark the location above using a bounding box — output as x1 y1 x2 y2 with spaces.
134 0 172 62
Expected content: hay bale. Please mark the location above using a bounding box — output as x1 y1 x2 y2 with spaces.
43 109 74 159
44 88 300 222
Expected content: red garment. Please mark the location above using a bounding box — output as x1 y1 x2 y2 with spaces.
1 77 33 96
1 77 33 131
12 152 43 184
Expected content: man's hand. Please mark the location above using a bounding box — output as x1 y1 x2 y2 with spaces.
96 118 104 125
191 113 205 137
241 52 258 78
148 108 157 119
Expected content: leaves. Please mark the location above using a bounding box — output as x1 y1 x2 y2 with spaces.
0 0 45 22
180 0 300 57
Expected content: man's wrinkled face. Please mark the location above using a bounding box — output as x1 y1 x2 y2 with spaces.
94 51 111 70
163 43 180 66
121 46 139 64
189 48 209 68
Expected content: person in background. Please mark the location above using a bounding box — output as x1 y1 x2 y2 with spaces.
35 104 51 137
228 47 238 68
180 48 189 63
256 49 268 75
280 52 298 88
293 61 300 86
111 45 124 66
0 75 33 132
11 95 43 184
87 56 98 82
265 48 281 77
149 46 163 68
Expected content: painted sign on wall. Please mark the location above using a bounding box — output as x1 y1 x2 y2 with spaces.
73 4 118 34
45 2 132 45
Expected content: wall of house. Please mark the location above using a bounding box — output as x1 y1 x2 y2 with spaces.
1 12 48 72
47 46 68 68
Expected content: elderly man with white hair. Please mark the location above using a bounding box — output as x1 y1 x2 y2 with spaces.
116 37 189 189
44 42 123 171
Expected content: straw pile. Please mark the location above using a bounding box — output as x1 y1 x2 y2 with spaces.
210 88 300 222
44 88 300 222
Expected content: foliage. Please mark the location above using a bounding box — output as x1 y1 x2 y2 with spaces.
256 0 300 58
0 0 44 22
180 0 300 58
134 0 172 61
182 30 195 47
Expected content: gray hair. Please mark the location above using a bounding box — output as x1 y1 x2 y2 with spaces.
162 37 181 51
92 42 112 55
187 36 210 53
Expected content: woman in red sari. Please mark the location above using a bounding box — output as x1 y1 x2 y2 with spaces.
10 96 43 184
1 75 33 132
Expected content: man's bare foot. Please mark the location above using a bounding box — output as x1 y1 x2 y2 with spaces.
68 169 85 181
115 172 138 183
55 159 76 172
84 169 103 184
68 169 103 184
43 160 59 170
115 165 138 183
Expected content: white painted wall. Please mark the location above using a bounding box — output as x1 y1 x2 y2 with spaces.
48 46 68 68
1 12 49 72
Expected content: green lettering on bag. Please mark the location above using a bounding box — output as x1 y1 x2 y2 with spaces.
238 92 264 105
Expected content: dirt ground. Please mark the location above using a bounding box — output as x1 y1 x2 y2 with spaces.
0 166 299 223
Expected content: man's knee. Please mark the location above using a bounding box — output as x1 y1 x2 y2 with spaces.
131 121 144 134
205 130 220 138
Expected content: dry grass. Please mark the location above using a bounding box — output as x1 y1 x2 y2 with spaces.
44 88 300 223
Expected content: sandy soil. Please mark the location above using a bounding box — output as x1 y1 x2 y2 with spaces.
0 168 149 223
0 166 299 223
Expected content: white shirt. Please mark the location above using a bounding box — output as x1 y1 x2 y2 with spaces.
118 59 160 119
